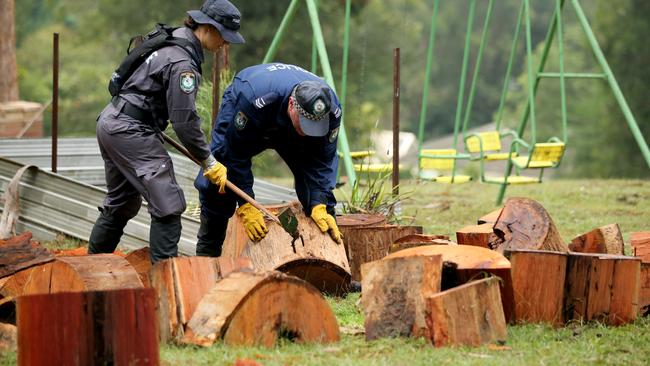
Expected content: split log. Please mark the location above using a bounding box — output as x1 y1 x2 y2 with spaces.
0 232 54 279
385 245 515 322
361 255 442 340
564 253 640 325
150 256 253 343
182 271 340 347
0 254 142 300
492 197 568 253
506 249 568 326
223 202 351 295
477 208 503 225
0 322 16 353
631 232 650 262
17 288 158 366
568 224 624 255
337 213 387 228
425 277 507 348
640 263 650 316
456 224 500 249
338 222 423 282
389 234 454 254
124 247 152 287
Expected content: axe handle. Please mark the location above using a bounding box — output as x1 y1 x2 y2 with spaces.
161 133 281 225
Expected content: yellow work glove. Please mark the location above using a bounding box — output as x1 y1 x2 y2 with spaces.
236 203 269 242
310 204 342 244
203 161 227 194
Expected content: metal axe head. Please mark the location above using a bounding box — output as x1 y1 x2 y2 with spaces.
277 207 300 239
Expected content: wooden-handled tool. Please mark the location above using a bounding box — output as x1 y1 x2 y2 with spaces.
161 133 281 225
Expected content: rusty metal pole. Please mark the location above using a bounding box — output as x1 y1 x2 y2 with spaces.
51 33 59 173
392 48 400 196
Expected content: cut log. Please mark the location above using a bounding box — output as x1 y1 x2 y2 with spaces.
477 208 503 225
0 232 54 279
0 254 142 300
0 322 16 353
456 224 500 249
568 224 624 255
182 271 340 347
492 197 568 253
223 202 351 295
361 255 442 340
425 277 507 348
389 234 455 254
17 288 158 366
640 263 650 316
339 223 423 281
150 256 253 343
124 247 152 287
631 232 650 262
386 245 515 322
506 249 568 326
564 253 640 325
337 213 387 228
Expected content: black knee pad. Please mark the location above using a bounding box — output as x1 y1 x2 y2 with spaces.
149 214 181 263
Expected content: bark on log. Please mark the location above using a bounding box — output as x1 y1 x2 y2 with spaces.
385 245 515 322
456 224 500 249
361 255 442 340
569 224 624 255
124 247 152 287
631 232 650 262
17 288 158 366
640 263 650 317
150 256 252 343
0 322 16 353
564 253 640 325
506 249 568 326
477 208 503 225
492 197 568 253
182 271 340 347
223 202 351 295
389 234 454 254
425 277 507 348
339 222 422 282
0 232 54 279
0 0 19 102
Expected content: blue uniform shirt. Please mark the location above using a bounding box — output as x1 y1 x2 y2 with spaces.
197 63 342 211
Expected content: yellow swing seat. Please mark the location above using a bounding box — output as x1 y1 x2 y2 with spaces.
419 149 472 183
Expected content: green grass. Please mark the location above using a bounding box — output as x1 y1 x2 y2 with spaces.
2 179 649 365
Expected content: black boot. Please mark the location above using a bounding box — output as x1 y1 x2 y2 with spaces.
88 207 129 254
149 214 181 263
196 213 229 257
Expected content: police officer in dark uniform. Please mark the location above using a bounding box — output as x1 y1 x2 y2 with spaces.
88 0 244 263
195 63 343 256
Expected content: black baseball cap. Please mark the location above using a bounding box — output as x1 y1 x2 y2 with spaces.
292 81 332 137
188 0 245 44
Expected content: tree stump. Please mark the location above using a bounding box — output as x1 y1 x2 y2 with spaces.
361 255 442 340
124 247 152 287
631 232 650 262
385 245 515 322
223 202 351 295
564 253 640 325
569 224 624 255
0 232 54 279
150 256 252 343
456 224 500 249
506 249 568 326
17 288 158 366
492 197 568 253
389 234 454 254
425 277 507 348
182 271 340 347
640 263 650 316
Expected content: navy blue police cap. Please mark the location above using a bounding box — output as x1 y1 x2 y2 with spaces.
188 0 245 44
292 81 332 137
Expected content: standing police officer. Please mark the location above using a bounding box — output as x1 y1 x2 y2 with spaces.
195 63 343 257
88 0 244 263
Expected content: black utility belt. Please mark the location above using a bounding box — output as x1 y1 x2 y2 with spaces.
112 97 155 126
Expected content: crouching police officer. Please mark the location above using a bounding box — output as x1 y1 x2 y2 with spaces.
195 63 344 256
88 0 244 263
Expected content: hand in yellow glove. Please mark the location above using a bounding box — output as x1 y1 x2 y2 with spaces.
310 204 342 244
203 161 227 194
236 203 268 242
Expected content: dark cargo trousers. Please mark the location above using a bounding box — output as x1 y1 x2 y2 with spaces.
88 107 186 263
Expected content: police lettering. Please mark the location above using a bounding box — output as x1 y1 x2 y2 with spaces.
266 63 313 75
145 51 159 65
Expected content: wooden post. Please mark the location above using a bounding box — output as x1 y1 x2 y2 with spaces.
51 33 59 173
392 48 400 195
17 288 159 366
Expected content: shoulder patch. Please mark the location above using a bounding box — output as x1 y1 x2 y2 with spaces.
253 92 279 109
235 111 248 130
179 71 196 94
333 107 342 119
328 127 340 143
